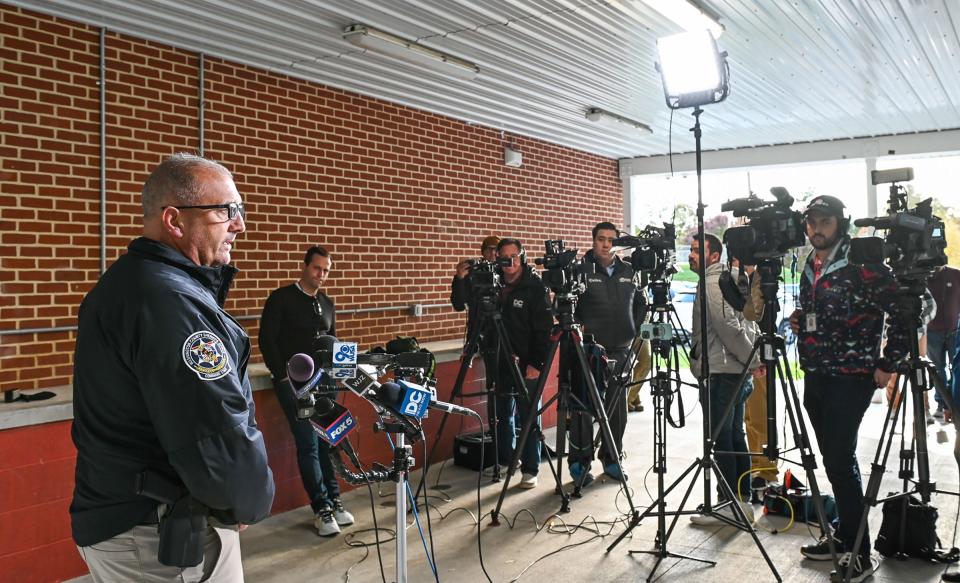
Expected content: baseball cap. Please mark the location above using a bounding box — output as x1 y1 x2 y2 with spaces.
803 195 845 218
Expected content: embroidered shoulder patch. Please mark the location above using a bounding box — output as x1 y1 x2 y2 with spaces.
182 331 231 381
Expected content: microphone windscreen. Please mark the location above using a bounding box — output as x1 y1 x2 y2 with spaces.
379 381 403 405
287 353 315 383
315 334 338 352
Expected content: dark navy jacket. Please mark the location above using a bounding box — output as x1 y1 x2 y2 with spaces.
497 266 553 380
575 251 645 353
70 237 275 546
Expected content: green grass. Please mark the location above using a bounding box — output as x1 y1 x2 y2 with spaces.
655 342 806 381
671 263 802 284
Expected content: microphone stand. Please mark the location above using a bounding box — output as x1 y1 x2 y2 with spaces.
332 421 422 583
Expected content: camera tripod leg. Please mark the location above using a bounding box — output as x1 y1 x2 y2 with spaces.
844 353 960 582
611 383 706 558
489 333 565 525
571 337 637 515
485 388 502 482
843 368 912 583
770 353 842 574
415 324 487 502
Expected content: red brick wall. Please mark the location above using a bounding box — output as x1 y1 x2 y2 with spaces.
0 355 550 583
0 5 621 393
0 5 619 582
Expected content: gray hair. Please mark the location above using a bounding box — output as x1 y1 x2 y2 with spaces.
141 153 232 218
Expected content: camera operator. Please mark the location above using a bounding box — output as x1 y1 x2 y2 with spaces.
927 266 960 420
494 238 553 489
259 246 355 537
569 222 647 484
71 154 274 581
788 195 906 581
451 235 500 338
688 234 759 525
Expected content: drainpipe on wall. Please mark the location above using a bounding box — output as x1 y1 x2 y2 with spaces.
98 27 107 275
198 53 204 156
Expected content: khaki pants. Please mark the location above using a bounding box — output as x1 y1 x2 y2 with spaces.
743 374 779 481
628 339 651 407
78 524 243 582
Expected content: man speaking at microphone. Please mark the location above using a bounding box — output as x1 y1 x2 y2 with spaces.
259 246 355 537
71 154 274 581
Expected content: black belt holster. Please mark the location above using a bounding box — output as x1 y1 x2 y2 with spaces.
135 469 208 568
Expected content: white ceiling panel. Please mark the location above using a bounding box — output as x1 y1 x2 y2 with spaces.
8 0 960 160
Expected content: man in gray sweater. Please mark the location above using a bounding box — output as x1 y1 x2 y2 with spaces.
688 233 759 524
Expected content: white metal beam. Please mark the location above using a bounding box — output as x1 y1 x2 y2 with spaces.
619 129 960 179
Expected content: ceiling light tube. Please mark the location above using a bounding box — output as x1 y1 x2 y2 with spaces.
585 108 653 134
644 0 724 38
343 24 480 80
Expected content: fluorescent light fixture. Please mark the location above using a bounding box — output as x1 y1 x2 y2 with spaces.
644 0 724 38
656 30 730 109
585 108 653 133
343 24 480 80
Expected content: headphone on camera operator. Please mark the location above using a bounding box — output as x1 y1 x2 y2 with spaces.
496 237 527 266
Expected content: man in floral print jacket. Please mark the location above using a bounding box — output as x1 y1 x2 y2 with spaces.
789 195 906 583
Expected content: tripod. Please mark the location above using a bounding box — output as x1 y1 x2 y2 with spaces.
845 280 960 583
608 292 714 580
331 423 422 583
417 286 509 501
490 290 639 524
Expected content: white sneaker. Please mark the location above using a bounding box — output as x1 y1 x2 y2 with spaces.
483 466 497 477
871 391 883 404
829 552 877 583
315 508 341 537
331 498 354 526
518 473 538 489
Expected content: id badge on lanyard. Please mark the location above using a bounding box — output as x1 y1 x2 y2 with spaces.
809 262 822 333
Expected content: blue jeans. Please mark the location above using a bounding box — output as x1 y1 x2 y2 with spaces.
803 373 874 555
928 329 954 407
495 378 541 476
274 379 340 513
954 319 960 405
703 373 753 499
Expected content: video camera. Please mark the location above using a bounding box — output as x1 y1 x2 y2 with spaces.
850 167 947 279
721 187 806 264
464 257 512 293
535 239 586 295
613 223 678 282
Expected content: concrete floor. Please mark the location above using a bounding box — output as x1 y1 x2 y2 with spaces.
234 378 960 583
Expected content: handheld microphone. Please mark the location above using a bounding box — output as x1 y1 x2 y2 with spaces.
312 335 364 380
308 397 356 446
377 380 475 419
286 353 327 399
378 381 430 419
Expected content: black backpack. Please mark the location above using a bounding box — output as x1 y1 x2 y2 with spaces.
874 495 959 562
384 335 436 379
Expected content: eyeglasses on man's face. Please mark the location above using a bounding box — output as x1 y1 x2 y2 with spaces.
164 202 246 222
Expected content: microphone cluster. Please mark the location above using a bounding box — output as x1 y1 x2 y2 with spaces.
284 335 474 448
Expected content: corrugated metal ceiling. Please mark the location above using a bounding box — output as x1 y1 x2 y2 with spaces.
9 0 960 160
